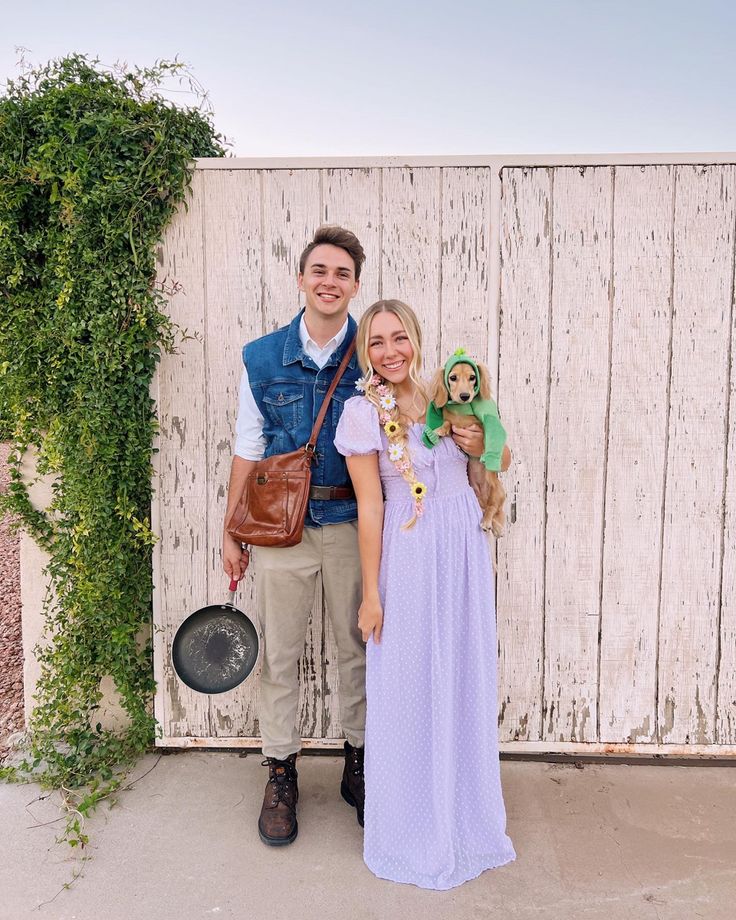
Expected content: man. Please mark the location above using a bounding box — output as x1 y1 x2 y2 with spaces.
222 225 367 846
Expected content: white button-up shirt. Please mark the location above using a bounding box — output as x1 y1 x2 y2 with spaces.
234 316 349 460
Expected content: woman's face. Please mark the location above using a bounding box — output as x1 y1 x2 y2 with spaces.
367 311 414 386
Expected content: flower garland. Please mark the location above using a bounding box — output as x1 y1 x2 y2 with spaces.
356 373 427 528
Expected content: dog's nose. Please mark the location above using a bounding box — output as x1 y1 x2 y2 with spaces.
460 392 471 402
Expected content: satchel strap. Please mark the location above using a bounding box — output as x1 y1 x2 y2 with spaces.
306 337 357 453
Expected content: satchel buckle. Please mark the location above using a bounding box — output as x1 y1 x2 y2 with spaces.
256 474 268 485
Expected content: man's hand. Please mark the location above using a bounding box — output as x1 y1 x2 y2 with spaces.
223 531 249 581
222 455 254 581
451 423 484 458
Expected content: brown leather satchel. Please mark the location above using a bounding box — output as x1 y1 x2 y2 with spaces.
226 338 357 548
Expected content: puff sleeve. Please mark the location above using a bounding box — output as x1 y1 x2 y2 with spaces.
334 396 383 456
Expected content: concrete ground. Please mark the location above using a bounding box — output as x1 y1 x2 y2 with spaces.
1 752 734 920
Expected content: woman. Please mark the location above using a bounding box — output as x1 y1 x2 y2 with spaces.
334 300 516 889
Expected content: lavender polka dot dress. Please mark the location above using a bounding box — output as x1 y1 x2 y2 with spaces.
335 396 516 890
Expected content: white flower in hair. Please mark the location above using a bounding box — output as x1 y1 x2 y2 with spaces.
354 379 366 393
378 393 397 411
388 442 404 462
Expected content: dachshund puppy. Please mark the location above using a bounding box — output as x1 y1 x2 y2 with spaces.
423 350 507 537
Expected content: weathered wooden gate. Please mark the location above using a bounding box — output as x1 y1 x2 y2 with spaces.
153 155 736 756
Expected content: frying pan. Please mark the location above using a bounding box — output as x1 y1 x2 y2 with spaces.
172 579 259 694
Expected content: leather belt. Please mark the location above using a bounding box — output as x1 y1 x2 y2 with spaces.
309 485 355 501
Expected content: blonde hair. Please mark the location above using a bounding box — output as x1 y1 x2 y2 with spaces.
356 300 428 529
356 300 426 412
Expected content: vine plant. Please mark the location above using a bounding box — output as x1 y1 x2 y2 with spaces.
0 54 223 844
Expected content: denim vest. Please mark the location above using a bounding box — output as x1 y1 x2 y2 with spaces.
243 310 361 527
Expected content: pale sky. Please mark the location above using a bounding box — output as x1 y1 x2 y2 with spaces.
3 0 736 156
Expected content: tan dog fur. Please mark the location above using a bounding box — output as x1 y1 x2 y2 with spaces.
428 361 506 537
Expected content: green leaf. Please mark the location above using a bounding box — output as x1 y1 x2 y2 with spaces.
0 52 223 854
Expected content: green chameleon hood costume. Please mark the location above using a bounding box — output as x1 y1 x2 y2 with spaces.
422 349 507 471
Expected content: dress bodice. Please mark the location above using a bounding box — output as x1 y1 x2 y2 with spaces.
378 423 471 504
334 395 474 506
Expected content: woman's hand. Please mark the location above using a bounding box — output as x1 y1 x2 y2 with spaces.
223 531 249 581
358 595 384 644
451 422 484 458
501 443 512 472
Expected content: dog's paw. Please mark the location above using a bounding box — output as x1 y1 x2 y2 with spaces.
481 516 504 537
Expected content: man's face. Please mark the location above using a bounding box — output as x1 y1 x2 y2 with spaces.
298 244 360 321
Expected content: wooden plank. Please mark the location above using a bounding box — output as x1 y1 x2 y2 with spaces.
599 166 674 743
497 167 552 741
659 165 736 744
322 167 381 316
487 170 503 390
261 169 324 738
195 154 736 172
381 168 442 370
440 167 491 364
202 169 263 737
155 735 736 757
717 228 736 744
151 371 165 736
321 167 380 737
262 169 321 331
154 172 210 738
544 166 613 743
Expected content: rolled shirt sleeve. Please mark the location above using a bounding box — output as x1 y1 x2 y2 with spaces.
234 364 267 461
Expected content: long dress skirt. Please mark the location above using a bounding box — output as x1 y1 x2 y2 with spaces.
335 396 516 890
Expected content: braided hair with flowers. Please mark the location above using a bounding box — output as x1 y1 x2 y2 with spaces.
355 371 427 528
355 299 435 530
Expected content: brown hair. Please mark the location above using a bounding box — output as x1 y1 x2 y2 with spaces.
298 225 366 280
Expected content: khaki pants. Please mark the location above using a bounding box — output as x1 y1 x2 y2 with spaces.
254 521 365 759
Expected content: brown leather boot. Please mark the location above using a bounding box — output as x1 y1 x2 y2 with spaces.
340 741 365 827
258 754 299 846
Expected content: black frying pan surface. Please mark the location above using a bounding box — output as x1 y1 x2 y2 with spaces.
172 580 259 694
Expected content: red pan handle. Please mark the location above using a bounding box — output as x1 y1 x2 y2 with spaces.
227 547 251 599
